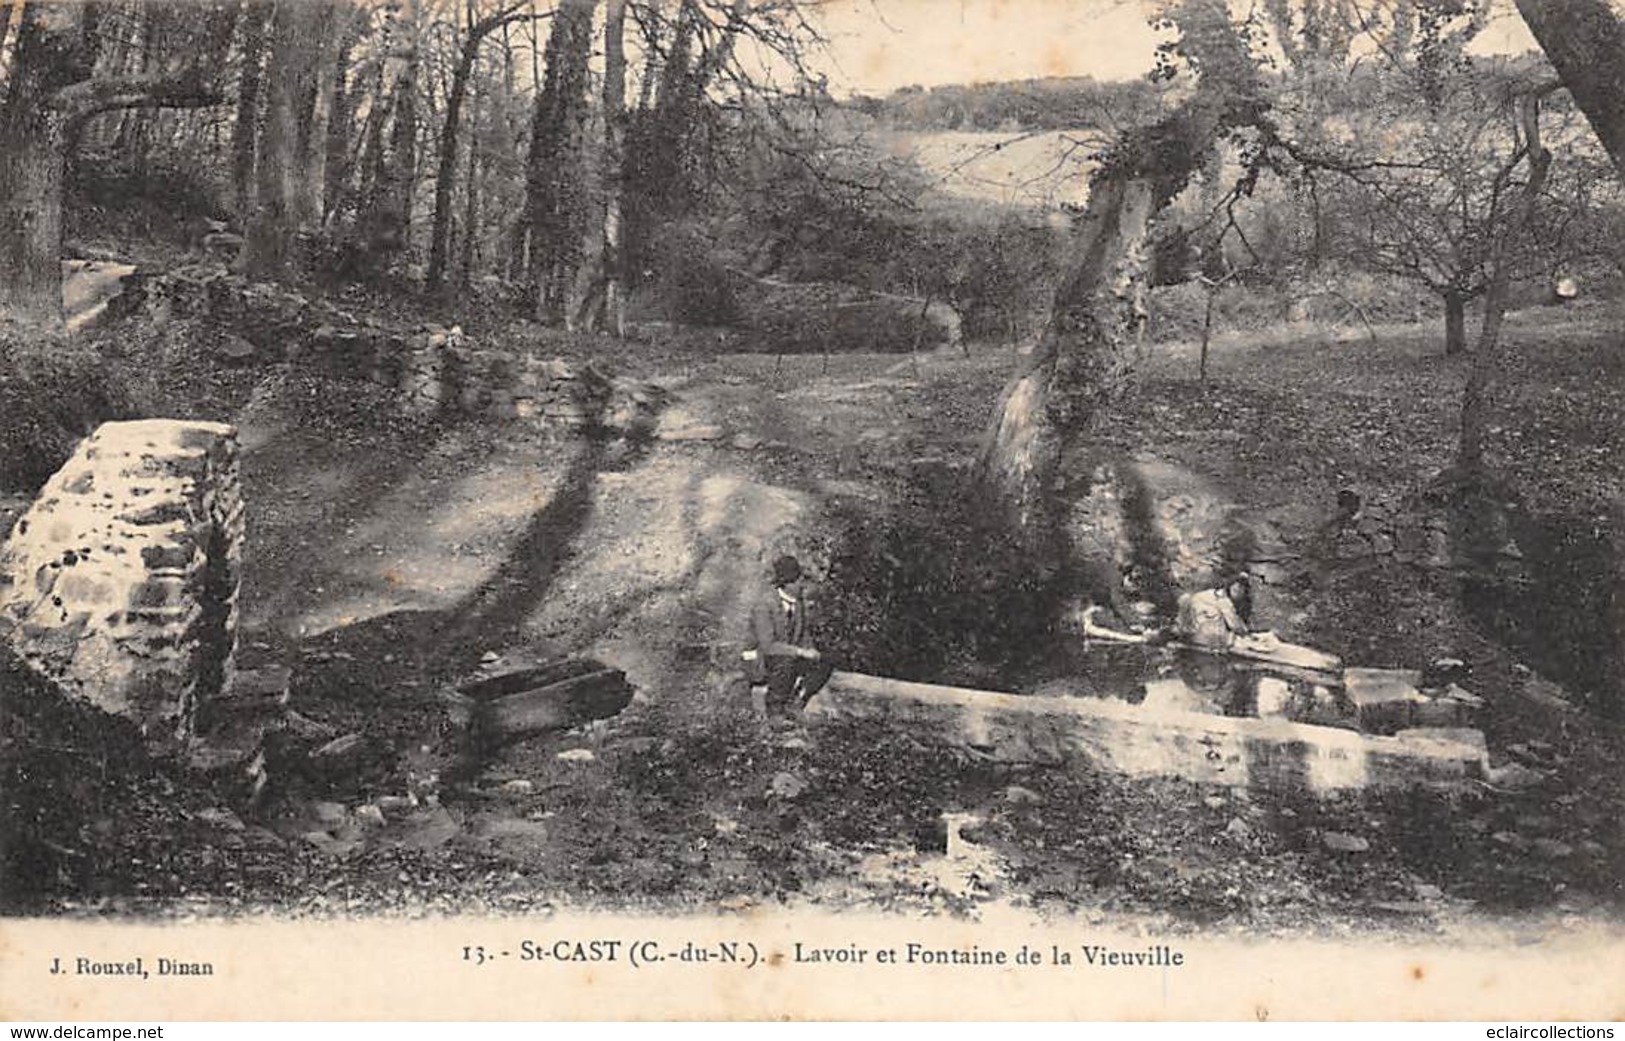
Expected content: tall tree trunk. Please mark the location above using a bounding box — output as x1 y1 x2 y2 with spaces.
231 0 269 224
0 2 224 321
458 89 480 289
426 39 474 289
292 3 337 230
1443 289 1467 356
1515 0 1625 176
354 63 388 221
0 4 74 326
565 0 645 332
244 0 331 281
384 63 419 253
322 3 361 227
600 0 628 336
357 58 417 273
526 0 598 323
621 0 698 291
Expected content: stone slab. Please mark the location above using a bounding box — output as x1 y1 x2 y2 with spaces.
805 671 1487 793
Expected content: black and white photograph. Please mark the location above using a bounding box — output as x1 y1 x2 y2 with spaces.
0 0 1621 1022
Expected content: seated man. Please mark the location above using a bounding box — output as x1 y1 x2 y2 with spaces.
748 554 832 716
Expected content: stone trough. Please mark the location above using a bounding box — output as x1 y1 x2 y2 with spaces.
805 670 1488 793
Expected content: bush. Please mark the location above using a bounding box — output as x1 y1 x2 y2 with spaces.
1144 272 1441 344
641 223 740 326
66 152 229 254
818 495 1063 685
0 326 142 493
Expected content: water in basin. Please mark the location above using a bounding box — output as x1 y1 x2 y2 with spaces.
1026 639 1360 731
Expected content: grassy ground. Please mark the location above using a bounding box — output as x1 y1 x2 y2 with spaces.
2 292 1621 934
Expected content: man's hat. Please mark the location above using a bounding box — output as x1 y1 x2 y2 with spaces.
772 554 803 585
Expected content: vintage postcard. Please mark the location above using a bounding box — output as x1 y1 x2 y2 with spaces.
1 0 1622 1022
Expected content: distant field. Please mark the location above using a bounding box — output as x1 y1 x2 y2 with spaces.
878 129 1099 209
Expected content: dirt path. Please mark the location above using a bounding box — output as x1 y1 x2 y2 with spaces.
232 352 967 719
62 259 137 332
235 340 1007 702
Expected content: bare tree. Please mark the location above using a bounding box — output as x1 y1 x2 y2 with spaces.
1309 64 1577 356
425 0 534 292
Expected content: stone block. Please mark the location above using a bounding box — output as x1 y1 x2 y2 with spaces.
1412 695 1472 728
223 665 291 704
132 576 189 608
141 542 197 571
1344 667 1426 734
0 420 245 756
1248 561 1291 586
1396 726 1487 755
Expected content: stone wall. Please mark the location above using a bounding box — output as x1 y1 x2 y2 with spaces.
108 267 663 437
0 420 244 756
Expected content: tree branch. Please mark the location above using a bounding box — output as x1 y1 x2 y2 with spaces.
56 70 226 139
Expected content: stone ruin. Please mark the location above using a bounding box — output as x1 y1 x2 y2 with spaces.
0 420 243 756
106 266 664 437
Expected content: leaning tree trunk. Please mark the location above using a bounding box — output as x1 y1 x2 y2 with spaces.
1612 496 1625 715
1515 0 1625 176
979 175 1157 540
1516 0 1625 715
977 0 1259 558
426 5 527 291
426 36 477 291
